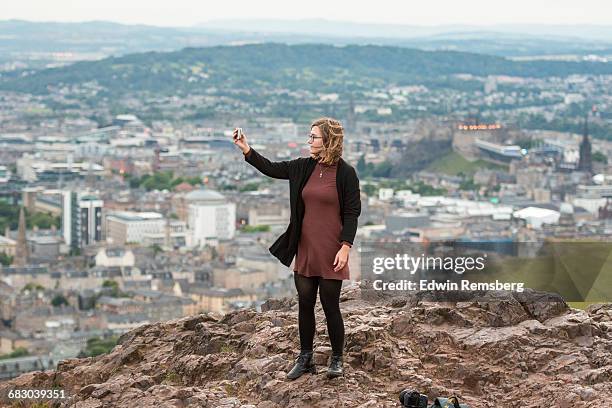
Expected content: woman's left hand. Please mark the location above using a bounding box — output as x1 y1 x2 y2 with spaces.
333 245 350 272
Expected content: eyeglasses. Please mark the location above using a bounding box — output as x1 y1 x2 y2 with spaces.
307 135 323 141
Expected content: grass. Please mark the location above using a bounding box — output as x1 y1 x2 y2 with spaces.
464 241 612 304
220 343 236 353
163 370 181 385
566 301 607 310
10 403 51 408
426 151 507 176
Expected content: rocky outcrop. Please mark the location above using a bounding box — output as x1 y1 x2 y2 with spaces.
1 283 611 407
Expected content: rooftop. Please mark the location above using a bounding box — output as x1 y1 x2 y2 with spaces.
185 189 226 202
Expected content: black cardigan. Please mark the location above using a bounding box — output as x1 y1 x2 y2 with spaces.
243 147 361 267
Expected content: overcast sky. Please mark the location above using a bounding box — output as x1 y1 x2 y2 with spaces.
2 0 612 27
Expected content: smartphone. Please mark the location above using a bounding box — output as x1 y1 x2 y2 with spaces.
235 128 243 141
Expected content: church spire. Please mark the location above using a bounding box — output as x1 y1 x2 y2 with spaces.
578 112 593 174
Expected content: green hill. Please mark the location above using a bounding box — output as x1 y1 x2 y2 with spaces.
3 43 612 96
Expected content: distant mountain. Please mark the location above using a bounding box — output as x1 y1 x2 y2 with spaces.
0 20 234 56
2 43 612 96
1 19 611 70
199 18 612 42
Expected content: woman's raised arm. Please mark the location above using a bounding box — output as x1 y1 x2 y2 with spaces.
243 146 292 180
232 127 292 180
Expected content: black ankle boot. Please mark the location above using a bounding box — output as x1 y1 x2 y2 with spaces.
286 350 316 380
327 354 343 378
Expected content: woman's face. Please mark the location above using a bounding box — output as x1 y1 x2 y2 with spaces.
308 126 324 158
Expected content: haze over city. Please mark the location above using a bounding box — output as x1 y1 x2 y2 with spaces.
3 0 612 27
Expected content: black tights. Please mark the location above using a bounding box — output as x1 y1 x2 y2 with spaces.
293 271 345 356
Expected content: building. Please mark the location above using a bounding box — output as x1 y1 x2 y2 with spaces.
105 211 165 245
247 203 290 227
141 219 188 248
186 190 236 247
513 207 560 229
21 187 67 217
112 114 147 133
186 286 255 314
105 313 150 333
0 234 16 257
16 154 104 182
0 329 29 355
474 139 523 164
27 235 62 262
0 355 54 381
385 211 431 234
62 192 103 250
212 265 272 291
95 248 135 268
78 195 103 246
12 208 28 267
0 166 11 183
378 188 394 201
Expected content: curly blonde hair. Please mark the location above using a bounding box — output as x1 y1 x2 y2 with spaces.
311 117 344 165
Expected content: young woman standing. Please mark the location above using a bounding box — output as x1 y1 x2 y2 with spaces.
233 117 361 379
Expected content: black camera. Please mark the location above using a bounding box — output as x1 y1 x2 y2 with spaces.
432 396 467 408
399 389 428 408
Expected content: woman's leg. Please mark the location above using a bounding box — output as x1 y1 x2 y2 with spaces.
293 272 319 352
318 278 344 356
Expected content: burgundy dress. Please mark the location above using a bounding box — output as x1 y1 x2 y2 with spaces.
293 160 350 280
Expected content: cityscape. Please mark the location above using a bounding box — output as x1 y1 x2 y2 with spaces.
1 16 612 387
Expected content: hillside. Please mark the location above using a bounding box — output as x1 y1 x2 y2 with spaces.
426 151 508 176
1 282 611 407
3 43 612 96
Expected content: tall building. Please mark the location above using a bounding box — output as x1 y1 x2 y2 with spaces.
578 115 593 174
62 191 103 251
12 207 28 267
187 190 236 247
62 191 78 250
79 195 104 246
346 95 356 132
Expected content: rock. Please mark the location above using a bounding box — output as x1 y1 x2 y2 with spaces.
74 399 103 408
181 313 218 330
514 289 569 322
261 297 296 312
0 285 610 407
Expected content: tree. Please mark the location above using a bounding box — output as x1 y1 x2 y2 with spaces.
239 182 260 192
0 347 29 360
459 178 480 191
22 283 44 292
372 161 393 178
362 184 376 197
69 247 82 256
101 280 130 298
26 211 60 229
242 225 271 233
0 252 13 266
593 151 608 164
81 336 119 357
51 294 69 307
150 244 163 256
102 280 120 297
356 155 366 174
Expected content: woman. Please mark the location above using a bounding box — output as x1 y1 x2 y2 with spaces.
233 117 361 380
